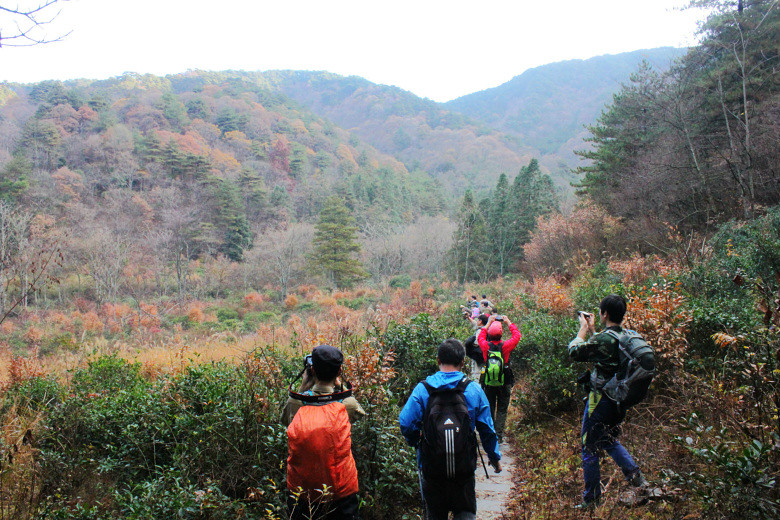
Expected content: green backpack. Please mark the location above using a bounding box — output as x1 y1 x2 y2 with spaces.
483 343 505 387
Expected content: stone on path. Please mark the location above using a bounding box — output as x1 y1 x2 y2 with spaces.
475 444 515 520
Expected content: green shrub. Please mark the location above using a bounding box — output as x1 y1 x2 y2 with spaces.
215 307 240 322
389 274 412 288
296 301 321 313
514 312 579 421
337 296 374 310
70 354 145 395
352 420 420 519
681 211 780 360
40 333 79 356
1 376 64 415
38 359 290 517
570 261 625 311
675 414 780 519
382 314 448 400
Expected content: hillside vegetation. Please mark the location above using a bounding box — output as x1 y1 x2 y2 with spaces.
258 70 538 196
1 1 779 519
445 47 686 158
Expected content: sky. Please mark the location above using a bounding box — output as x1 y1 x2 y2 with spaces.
0 0 705 103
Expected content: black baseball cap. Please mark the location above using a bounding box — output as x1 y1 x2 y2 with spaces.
311 344 343 381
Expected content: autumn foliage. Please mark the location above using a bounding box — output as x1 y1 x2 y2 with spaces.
625 280 692 367
523 202 625 275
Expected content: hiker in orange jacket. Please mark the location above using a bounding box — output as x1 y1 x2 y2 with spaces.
282 345 366 520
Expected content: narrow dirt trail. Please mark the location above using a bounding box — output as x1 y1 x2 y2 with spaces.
475 443 515 519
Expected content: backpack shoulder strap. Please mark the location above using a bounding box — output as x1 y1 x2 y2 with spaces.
488 341 504 352
424 378 470 394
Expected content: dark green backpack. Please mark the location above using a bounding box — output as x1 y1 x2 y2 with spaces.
483 343 505 387
601 329 656 409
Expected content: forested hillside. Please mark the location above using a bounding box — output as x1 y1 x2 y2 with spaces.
257 49 686 195
575 1 780 241
257 70 538 196
445 47 686 170
0 72 452 290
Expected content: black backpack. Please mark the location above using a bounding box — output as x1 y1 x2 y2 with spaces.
601 329 656 409
420 378 477 479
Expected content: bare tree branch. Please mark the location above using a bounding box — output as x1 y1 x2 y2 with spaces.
0 0 71 48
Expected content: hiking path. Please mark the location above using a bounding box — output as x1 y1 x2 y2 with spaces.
475 442 515 519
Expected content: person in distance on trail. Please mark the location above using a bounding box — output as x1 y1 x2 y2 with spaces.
460 296 481 324
478 297 492 316
282 344 366 520
399 339 501 520
569 295 649 508
464 314 489 379
476 313 521 443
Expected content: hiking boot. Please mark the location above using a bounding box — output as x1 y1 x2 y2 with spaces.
574 498 600 510
628 471 648 489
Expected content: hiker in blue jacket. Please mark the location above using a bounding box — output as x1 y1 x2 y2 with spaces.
399 339 501 520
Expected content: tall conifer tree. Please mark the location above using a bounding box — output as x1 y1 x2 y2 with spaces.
310 196 367 289
487 173 515 276
450 190 488 283
510 159 558 256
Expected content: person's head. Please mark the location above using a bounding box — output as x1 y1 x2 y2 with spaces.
476 314 489 327
437 338 465 368
311 344 343 382
487 321 503 342
599 294 627 324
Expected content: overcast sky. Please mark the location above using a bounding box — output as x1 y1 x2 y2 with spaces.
0 0 705 102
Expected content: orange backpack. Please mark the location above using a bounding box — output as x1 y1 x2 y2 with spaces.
287 401 359 500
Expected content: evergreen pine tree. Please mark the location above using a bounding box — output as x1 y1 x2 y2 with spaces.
201 176 252 262
310 196 368 289
510 159 558 257
449 190 489 283
487 173 515 276
0 155 31 203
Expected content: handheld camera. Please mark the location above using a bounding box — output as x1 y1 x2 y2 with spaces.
577 311 593 319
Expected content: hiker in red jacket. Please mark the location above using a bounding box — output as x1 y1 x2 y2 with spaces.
477 314 521 442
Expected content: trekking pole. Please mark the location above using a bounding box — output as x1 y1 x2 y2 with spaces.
477 443 490 479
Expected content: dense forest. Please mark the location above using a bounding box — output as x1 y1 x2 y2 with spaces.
1 0 779 519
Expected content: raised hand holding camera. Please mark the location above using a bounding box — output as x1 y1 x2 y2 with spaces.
576 310 596 338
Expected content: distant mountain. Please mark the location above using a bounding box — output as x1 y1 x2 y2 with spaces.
257 70 538 196
444 47 688 159
254 49 687 196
